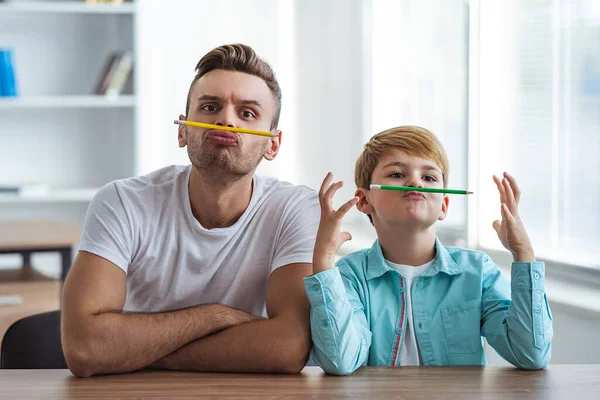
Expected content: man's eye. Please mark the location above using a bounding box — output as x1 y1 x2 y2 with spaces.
201 105 218 112
241 110 256 119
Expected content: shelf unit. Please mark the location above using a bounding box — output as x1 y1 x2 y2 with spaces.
0 1 135 14
0 0 137 210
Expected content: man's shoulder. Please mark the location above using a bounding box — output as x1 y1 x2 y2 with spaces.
93 165 189 208
256 175 318 204
113 165 189 191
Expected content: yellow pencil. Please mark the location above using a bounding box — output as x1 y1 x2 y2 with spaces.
173 120 277 138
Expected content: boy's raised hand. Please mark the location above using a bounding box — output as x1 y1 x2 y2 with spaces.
492 172 536 262
312 172 359 275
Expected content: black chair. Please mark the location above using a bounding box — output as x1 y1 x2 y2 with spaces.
1 310 67 369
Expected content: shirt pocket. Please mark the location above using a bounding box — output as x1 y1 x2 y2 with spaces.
441 299 482 354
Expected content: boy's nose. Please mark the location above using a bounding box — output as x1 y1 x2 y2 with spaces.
406 175 424 188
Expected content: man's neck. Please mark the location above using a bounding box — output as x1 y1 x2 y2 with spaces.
188 166 254 229
376 223 437 267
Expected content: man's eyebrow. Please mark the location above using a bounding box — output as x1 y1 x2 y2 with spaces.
240 100 264 110
197 95 263 110
198 95 220 101
382 161 442 174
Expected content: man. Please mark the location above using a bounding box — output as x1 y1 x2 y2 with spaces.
61 44 320 377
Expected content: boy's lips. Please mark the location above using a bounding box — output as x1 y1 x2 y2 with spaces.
403 191 426 200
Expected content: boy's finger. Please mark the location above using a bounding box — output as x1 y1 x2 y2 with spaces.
503 172 521 203
502 178 517 213
324 181 344 202
337 197 359 216
340 231 353 243
501 203 513 223
493 175 506 204
319 172 333 198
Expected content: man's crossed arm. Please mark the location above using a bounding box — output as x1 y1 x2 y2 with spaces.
61 251 312 377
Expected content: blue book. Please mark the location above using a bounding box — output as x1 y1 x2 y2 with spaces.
0 49 6 96
1 49 18 97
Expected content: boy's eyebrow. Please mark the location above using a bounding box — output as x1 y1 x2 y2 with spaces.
197 95 264 110
382 161 442 174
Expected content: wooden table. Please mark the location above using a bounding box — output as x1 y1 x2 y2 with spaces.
0 220 80 282
0 365 598 399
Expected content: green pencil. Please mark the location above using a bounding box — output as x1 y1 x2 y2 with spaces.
369 184 473 195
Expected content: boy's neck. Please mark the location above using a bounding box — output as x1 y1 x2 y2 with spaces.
377 225 437 267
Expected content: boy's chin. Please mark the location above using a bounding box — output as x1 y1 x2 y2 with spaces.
386 216 438 230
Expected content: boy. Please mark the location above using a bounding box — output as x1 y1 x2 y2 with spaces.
304 126 552 375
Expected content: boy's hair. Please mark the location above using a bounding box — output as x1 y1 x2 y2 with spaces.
185 43 282 130
355 125 450 190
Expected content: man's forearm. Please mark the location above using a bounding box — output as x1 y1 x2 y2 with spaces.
152 315 311 374
64 304 254 377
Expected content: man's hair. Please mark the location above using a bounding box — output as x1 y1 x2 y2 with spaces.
185 43 282 130
355 125 450 190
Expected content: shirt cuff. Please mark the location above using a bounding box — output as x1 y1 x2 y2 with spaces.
511 261 545 291
303 268 347 307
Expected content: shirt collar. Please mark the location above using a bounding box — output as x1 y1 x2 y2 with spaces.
365 236 462 280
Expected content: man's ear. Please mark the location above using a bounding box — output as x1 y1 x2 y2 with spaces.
263 130 282 161
178 114 187 148
437 195 450 221
355 188 374 215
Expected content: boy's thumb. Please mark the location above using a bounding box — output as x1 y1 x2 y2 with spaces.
492 220 501 235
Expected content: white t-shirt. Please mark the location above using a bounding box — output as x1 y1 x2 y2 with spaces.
385 259 434 366
79 165 320 317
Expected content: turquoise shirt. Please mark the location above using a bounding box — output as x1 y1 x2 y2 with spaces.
304 238 553 375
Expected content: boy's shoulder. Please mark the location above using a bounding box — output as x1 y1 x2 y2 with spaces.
335 248 372 278
442 245 497 275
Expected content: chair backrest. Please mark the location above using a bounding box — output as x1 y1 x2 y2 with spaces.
1 310 67 369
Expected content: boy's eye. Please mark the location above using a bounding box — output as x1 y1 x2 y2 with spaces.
423 175 437 182
389 172 404 178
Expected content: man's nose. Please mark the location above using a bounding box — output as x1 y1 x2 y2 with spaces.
214 106 236 128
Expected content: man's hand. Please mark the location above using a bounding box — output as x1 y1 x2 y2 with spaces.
492 172 535 262
313 172 359 274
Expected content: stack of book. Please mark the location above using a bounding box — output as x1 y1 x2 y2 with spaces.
94 50 134 96
85 0 126 4
0 48 18 97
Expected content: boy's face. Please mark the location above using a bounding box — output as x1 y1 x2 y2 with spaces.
357 149 449 230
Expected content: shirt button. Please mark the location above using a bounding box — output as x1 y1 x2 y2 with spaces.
533 272 540 280
396 328 403 334
535 307 541 314
398 287 404 293
312 284 320 292
322 320 329 327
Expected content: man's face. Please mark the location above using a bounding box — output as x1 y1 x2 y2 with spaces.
361 149 449 229
179 69 280 180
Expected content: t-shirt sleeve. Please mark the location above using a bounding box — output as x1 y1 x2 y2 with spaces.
271 188 320 272
78 182 133 274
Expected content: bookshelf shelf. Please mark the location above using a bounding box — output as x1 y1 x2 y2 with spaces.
0 2 135 15
0 188 98 203
0 95 136 108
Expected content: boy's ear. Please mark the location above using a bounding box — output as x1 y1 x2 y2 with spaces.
355 188 374 215
437 195 450 221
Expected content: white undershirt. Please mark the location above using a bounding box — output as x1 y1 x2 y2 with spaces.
385 259 434 366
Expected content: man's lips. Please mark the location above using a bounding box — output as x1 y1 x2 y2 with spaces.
206 129 239 145
403 191 426 200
